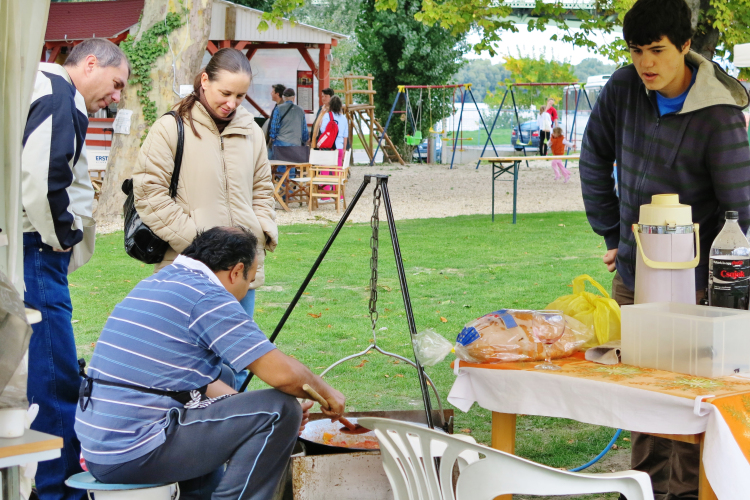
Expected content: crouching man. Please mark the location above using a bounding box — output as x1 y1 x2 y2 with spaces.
75 227 344 499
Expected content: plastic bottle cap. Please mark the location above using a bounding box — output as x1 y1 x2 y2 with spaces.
726 211 739 220
638 194 693 226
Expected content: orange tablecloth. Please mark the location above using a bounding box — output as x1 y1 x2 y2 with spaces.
448 355 750 499
452 352 750 399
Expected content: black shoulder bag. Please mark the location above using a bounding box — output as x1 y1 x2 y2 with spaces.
122 111 184 264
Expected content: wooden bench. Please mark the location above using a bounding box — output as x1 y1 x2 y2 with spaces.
478 154 581 223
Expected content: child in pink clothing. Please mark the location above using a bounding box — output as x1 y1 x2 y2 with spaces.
548 126 573 182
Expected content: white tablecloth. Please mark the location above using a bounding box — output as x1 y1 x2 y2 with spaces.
448 361 750 499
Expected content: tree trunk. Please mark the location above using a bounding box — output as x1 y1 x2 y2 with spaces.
95 0 212 227
686 0 719 60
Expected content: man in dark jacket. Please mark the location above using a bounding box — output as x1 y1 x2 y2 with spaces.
579 0 750 498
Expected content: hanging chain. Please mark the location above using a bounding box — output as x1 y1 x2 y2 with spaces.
369 182 382 334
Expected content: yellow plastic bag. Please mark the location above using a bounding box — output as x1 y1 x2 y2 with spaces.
546 275 621 348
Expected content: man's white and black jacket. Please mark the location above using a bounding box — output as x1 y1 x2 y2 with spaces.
22 63 94 250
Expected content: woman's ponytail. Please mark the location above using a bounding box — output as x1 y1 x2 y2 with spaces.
175 71 203 138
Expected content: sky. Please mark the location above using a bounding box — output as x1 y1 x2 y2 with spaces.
465 26 621 65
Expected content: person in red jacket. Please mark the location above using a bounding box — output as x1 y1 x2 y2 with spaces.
545 97 558 127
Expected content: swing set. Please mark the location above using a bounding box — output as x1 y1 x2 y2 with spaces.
476 81 593 169
372 83 500 169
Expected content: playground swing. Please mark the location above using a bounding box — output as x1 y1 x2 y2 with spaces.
404 88 423 146
372 83 499 169
427 87 436 134
475 81 592 170
441 88 477 148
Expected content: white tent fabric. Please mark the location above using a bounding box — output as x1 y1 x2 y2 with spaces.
734 43 750 69
0 0 50 294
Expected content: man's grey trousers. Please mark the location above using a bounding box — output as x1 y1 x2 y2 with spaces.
87 389 302 500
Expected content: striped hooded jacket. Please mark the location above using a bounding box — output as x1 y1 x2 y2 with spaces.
580 51 750 292
21 63 94 251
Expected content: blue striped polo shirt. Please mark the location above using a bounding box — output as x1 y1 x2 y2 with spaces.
75 255 276 464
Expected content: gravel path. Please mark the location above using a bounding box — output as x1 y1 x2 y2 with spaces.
96 160 585 233
276 159 585 226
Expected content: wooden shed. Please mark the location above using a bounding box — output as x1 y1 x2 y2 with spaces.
207 0 348 118
42 0 346 120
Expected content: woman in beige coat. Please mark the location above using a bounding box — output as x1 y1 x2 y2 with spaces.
133 48 276 320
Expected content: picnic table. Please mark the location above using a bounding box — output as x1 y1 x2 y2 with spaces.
479 155 580 223
269 160 311 212
448 352 750 500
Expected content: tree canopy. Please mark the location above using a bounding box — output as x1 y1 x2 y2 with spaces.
454 59 510 102
486 52 577 109
352 0 467 152
291 0 361 77
372 0 750 75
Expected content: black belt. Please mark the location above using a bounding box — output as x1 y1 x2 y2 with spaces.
78 358 208 412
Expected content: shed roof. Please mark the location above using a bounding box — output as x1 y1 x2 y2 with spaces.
45 0 143 42
211 0 347 44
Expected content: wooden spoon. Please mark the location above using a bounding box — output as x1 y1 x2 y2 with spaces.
302 384 371 434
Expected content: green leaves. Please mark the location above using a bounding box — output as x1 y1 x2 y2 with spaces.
379 0 750 68
352 0 467 152
502 51 578 108
120 10 184 140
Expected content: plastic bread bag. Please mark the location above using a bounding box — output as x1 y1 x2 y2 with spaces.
454 309 594 364
412 329 453 367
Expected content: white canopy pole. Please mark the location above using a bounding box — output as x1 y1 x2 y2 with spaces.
0 0 50 293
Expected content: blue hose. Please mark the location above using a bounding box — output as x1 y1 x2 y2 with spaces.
567 429 623 472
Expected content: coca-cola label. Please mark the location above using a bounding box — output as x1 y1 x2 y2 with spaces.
710 258 750 284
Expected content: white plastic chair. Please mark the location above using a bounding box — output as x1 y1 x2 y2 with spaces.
357 417 653 500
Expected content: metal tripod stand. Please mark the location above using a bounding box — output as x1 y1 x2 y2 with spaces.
240 174 442 430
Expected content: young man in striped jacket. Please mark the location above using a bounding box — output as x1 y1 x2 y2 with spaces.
22 39 129 500
579 0 750 498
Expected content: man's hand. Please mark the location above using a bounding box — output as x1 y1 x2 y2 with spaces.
317 386 346 421
299 400 313 436
603 248 618 272
248 349 347 418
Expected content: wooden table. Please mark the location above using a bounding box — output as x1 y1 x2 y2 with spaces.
446 355 750 500
269 160 311 212
490 415 714 500
478 155 580 223
0 429 62 499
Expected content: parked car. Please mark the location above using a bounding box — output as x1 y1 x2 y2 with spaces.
511 120 540 151
412 137 442 163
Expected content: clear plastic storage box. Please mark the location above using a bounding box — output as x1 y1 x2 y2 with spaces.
621 302 750 378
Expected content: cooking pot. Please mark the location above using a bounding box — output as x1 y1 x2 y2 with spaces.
299 417 380 454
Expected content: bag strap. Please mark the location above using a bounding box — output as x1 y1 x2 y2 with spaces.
277 104 294 129
165 111 184 199
572 274 611 298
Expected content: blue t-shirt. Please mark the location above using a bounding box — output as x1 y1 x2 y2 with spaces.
75 255 276 464
319 112 348 149
656 64 697 116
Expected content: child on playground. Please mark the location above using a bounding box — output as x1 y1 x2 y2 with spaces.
537 105 552 155
549 126 573 182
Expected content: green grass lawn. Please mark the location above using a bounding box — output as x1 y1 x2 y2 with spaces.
70 211 629 489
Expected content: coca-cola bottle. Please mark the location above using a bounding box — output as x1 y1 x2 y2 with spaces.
709 211 750 309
